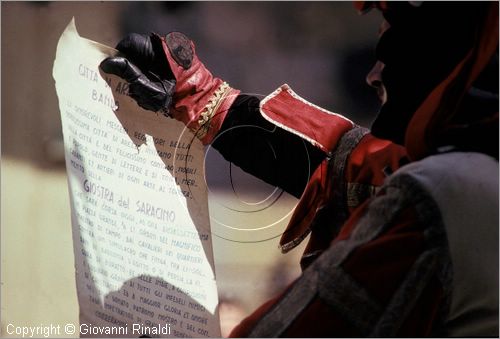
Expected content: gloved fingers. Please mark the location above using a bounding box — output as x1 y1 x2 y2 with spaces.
100 57 143 83
128 77 174 114
115 33 155 70
108 32 176 82
100 56 175 114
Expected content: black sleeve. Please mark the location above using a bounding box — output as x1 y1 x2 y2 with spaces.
211 95 326 199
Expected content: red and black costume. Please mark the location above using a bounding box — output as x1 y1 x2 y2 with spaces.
101 1 499 336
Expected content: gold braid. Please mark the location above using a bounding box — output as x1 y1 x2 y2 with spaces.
192 82 231 139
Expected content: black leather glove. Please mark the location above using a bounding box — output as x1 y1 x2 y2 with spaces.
100 33 176 115
103 31 240 145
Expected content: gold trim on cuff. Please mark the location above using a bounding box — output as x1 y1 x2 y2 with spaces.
191 82 231 140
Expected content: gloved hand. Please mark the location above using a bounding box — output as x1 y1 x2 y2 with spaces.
100 33 176 116
100 32 240 144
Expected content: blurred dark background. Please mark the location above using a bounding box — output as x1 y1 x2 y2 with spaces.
1 2 382 336
2 1 381 167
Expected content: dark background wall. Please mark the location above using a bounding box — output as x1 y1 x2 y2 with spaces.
2 1 381 168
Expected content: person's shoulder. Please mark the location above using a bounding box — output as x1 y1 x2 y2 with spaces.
384 151 498 238
399 151 496 173
389 151 498 195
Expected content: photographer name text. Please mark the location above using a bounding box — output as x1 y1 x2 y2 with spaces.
5 323 171 337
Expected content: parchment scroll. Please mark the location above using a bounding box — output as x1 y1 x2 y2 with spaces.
53 18 220 338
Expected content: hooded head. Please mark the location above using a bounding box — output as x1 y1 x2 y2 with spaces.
357 1 499 160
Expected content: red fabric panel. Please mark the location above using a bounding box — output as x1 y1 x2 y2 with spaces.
260 85 353 153
282 298 362 337
342 208 424 303
346 134 407 188
229 288 290 338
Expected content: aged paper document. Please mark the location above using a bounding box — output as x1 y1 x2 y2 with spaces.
53 19 220 337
